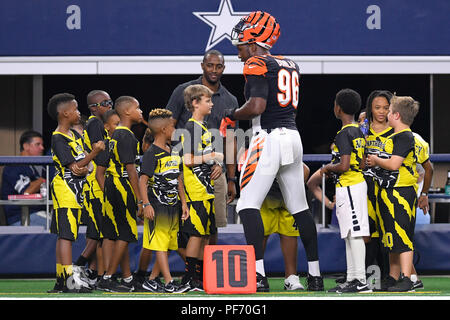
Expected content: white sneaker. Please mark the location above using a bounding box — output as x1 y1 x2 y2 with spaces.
284 274 305 291
72 265 92 289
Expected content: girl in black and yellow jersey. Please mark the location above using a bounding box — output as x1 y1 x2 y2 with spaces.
362 90 394 282
96 96 144 293
176 84 224 293
47 93 105 293
367 95 422 292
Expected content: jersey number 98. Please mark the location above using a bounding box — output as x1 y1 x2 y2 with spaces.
277 69 299 109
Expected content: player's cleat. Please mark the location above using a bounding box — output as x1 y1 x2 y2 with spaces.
388 276 414 292
374 275 397 291
413 279 424 290
256 273 270 292
306 274 324 291
284 274 304 291
142 278 165 293
96 277 132 293
336 279 372 293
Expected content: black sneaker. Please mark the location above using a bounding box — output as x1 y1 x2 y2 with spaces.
174 277 204 293
388 276 414 292
142 278 165 292
375 275 397 292
97 277 132 292
120 278 134 292
328 281 351 293
306 274 324 291
256 273 270 292
164 280 179 293
336 279 372 293
131 273 147 292
413 279 424 290
47 278 64 293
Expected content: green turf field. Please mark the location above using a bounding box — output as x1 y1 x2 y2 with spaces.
1 276 450 298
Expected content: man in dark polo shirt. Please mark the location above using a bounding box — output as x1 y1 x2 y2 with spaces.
166 49 239 247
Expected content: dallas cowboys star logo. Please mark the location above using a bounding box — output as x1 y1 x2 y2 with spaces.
193 0 249 51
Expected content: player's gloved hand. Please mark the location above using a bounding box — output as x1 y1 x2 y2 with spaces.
223 107 237 121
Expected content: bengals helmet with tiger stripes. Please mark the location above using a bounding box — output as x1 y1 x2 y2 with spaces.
231 11 280 50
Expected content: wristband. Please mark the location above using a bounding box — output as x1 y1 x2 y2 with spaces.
137 200 143 205
421 192 428 197
227 177 237 183
142 202 151 208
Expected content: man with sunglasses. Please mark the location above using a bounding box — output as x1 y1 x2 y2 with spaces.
73 90 113 289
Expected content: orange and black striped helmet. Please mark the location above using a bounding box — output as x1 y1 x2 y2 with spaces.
231 11 280 49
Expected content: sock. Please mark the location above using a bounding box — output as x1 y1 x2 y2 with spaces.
195 260 203 281
123 275 133 283
56 263 63 278
348 236 366 283
238 208 264 260
135 269 147 278
103 274 112 280
307 261 321 277
75 255 89 267
185 256 198 279
293 209 319 262
410 274 418 282
61 265 73 286
256 259 265 277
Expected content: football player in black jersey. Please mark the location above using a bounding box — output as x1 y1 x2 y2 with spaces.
226 11 323 291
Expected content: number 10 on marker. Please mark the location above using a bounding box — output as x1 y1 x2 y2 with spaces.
203 245 256 294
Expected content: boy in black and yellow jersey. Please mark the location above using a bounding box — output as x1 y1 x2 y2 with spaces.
138 109 189 293
73 90 112 288
47 93 105 293
321 89 371 293
97 96 144 293
367 95 422 292
176 84 224 293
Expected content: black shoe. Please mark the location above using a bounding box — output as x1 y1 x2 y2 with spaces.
306 274 324 291
120 278 134 292
131 273 146 292
328 281 351 293
375 275 397 291
256 273 270 292
47 278 64 293
97 277 132 292
412 279 424 290
388 276 414 292
164 280 179 293
336 279 372 293
142 278 165 292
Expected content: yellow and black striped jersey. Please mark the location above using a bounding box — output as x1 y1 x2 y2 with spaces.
375 128 418 188
106 126 140 178
413 132 430 165
182 118 214 201
364 126 394 178
331 123 366 188
50 129 86 208
140 144 182 207
83 115 109 167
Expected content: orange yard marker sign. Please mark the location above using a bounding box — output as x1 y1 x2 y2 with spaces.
203 245 256 294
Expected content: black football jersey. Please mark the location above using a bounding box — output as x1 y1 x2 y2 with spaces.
243 54 299 130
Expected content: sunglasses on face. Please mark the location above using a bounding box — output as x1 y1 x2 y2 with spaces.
88 99 113 108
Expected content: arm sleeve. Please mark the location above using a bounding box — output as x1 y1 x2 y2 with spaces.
52 136 75 167
246 75 269 100
139 149 156 178
334 130 353 156
117 132 137 164
392 133 414 158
